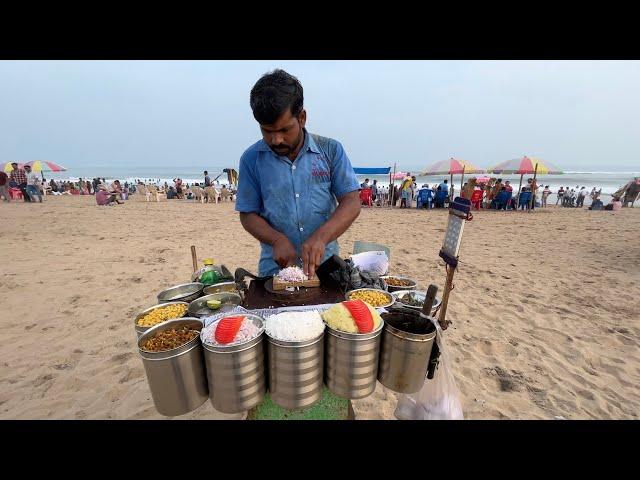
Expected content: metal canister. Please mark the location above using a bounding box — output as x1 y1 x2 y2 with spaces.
324 322 383 399
377 311 437 394
134 301 189 339
138 317 208 416
266 332 324 410
202 314 266 414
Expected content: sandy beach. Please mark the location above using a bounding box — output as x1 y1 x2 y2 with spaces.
1 195 639 420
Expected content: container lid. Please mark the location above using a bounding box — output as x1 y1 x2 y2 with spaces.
203 258 214 265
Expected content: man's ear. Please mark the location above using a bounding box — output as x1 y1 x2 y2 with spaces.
298 109 307 128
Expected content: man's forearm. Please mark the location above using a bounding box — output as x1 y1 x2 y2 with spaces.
239 212 285 246
312 191 361 244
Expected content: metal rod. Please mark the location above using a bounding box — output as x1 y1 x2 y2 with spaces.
516 173 524 209
460 165 466 198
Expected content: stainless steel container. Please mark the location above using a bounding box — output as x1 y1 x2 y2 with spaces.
134 301 189 339
157 282 204 304
203 281 239 296
138 317 208 416
378 311 437 394
380 275 417 293
188 292 242 318
266 332 325 410
392 290 442 315
202 314 266 414
324 321 383 399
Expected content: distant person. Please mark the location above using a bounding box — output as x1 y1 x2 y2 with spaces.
0 170 10 202
24 165 43 203
204 170 211 187
9 162 30 202
96 184 123 206
504 180 513 193
371 179 378 204
410 176 417 205
576 186 587 207
541 185 551 207
605 196 622 211
361 178 370 189
400 173 413 208
439 178 449 196
556 186 565 205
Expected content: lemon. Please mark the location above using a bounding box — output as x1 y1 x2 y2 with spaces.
207 300 222 310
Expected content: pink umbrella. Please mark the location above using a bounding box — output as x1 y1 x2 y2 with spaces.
391 171 408 180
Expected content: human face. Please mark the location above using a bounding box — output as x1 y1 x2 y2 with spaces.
259 109 306 159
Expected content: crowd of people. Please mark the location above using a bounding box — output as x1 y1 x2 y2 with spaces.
358 173 456 209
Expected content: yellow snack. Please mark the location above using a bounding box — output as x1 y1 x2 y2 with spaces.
322 302 383 333
346 289 390 307
137 304 188 327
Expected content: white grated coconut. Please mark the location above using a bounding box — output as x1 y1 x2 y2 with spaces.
265 311 325 342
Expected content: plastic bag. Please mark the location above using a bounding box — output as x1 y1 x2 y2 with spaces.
350 251 389 276
394 319 464 420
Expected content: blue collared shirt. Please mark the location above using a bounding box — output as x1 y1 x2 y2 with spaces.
235 130 360 276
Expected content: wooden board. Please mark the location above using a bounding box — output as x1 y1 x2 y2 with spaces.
272 274 320 291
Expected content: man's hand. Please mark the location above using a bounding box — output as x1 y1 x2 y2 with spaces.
272 235 297 269
301 233 327 278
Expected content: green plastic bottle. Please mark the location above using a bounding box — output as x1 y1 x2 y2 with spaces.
199 258 221 286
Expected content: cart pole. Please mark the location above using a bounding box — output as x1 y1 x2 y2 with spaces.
529 162 539 212
438 264 456 330
191 245 198 272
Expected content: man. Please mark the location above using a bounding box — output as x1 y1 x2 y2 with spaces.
204 170 211 187
9 162 30 202
24 165 43 203
439 178 449 196
236 69 360 277
371 179 378 205
0 170 10 202
361 178 370 189
576 186 587 207
400 173 413 208
556 186 565 205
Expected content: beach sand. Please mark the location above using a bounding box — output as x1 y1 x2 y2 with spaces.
1 195 639 420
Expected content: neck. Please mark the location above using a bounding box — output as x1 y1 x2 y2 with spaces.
287 129 306 162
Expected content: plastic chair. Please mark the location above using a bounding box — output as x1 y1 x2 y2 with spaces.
518 191 532 209
417 189 433 209
352 241 390 262
470 189 483 210
359 188 373 207
434 190 447 208
9 187 23 200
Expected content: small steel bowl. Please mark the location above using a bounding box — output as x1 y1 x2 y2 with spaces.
380 275 417 293
134 301 189 338
203 281 239 296
391 290 442 314
157 282 204 304
188 292 243 318
345 288 395 309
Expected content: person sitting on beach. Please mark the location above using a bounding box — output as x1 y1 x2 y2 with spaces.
504 180 513 193
96 184 123 205
604 196 622 211
434 185 446 208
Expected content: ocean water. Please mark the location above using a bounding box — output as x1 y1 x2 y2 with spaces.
45 168 638 199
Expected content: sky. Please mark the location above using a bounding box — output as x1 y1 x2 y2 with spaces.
0 60 638 176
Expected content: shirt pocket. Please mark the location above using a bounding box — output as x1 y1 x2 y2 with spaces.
309 181 333 216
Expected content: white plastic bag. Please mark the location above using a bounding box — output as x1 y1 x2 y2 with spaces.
394 319 464 420
350 251 389 276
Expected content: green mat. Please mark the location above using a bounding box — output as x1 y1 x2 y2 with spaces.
246 386 354 420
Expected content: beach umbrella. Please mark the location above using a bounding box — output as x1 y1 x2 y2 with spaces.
487 156 563 208
25 160 67 173
2 162 26 173
391 171 408 180
420 157 485 199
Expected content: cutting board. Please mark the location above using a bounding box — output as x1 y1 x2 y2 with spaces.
272 274 321 291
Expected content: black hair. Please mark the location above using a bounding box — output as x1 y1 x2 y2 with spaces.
443 179 448 183
497 178 502 182
250 69 304 125
204 171 208 175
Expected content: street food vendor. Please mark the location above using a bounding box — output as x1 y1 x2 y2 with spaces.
236 69 361 278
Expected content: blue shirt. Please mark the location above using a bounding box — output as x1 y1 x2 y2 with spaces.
235 130 360 276
439 182 449 193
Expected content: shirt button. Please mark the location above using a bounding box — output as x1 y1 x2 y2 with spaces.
292 165 296 170
295 193 300 198
299 227 304 232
